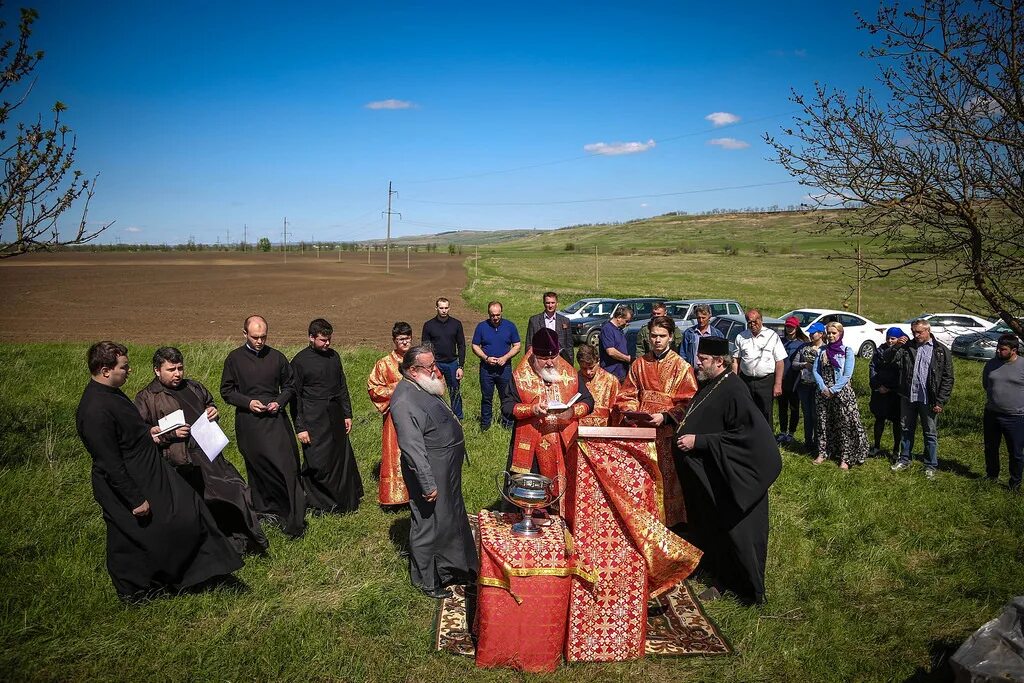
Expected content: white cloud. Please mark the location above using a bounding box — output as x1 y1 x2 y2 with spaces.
705 112 740 127
365 99 416 110
124 226 143 233
583 139 656 155
640 203 649 207
707 137 750 150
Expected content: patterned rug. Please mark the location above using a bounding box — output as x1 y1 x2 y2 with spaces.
435 580 731 658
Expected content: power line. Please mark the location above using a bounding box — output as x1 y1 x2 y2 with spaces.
399 111 798 185
402 179 799 207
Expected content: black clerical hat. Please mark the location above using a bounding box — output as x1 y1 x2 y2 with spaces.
697 336 730 356
532 328 560 358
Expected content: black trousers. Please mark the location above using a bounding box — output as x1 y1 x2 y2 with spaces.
777 386 800 434
741 373 775 429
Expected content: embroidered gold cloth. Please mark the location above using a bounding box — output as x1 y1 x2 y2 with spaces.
563 437 702 661
615 351 697 525
367 351 409 505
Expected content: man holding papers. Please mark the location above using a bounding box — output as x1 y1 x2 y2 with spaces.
136 347 268 555
77 342 242 602
500 328 594 497
616 316 698 527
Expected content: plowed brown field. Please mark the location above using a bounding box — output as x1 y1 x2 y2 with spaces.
0 251 472 348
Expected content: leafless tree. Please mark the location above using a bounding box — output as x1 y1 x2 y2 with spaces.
767 0 1023 336
1 6 111 259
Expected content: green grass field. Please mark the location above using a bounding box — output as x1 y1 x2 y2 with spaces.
2 214 1020 681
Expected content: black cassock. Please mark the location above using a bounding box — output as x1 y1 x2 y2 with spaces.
290 347 364 514
390 379 477 592
675 371 782 605
221 344 307 538
134 378 269 555
76 380 242 600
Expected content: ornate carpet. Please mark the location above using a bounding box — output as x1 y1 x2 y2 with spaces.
434 581 731 658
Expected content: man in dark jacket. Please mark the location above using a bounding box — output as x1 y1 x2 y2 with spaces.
525 291 574 365
888 319 955 479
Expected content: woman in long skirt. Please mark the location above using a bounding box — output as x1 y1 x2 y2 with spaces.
812 322 869 469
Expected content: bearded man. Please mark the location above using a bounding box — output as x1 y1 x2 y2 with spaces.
500 328 594 497
617 315 698 526
135 346 268 555
675 336 782 606
390 344 477 599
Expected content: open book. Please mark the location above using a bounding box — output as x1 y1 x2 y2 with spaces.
155 409 187 436
547 392 581 411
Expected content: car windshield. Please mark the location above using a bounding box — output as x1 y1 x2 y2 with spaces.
563 300 588 313
990 321 1020 333
664 303 689 317
782 310 819 326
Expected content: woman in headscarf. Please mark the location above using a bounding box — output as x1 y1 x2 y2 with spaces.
791 322 826 452
869 327 907 457
811 322 869 468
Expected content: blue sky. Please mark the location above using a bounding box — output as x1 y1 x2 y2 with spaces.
7 1 884 245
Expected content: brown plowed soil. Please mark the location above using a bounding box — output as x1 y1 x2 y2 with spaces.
0 251 474 349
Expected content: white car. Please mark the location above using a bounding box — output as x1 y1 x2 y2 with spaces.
558 297 621 321
887 313 993 348
779 309 888 359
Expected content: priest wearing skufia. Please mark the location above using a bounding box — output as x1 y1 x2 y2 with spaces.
220 315 307 539
576 344 620 427
367 322 413 505
675 336 782 606
616 316 698 526
291 318 364 514
390 345 477 599
134 346 268 556
77 342 242 601
499 328 594 498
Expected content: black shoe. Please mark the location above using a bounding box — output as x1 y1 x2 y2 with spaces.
418 586 453 599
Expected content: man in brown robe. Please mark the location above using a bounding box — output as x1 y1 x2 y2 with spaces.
136 346 268 555
577 344 620 427
368 322 414 506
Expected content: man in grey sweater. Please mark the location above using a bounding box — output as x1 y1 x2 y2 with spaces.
983 334 1024 492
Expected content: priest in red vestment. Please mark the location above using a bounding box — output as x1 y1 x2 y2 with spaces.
616 315 698 526
367 322 413 505
500 329 594 496
576 344 620 427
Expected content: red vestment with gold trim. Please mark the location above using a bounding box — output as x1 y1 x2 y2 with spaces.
580 366 620 427
508 353 591 496
367 351 410 505
615 350 697 526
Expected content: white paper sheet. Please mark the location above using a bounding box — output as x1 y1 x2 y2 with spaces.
190 411 229 461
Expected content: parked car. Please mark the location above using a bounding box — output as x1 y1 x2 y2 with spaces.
559 297 621 321
951 319 1024 361
710 314 788 356
884 313 993 348
571 297 669 347
778 309 887 358
624 299 744 357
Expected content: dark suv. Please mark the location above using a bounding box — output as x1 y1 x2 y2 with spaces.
571 297 670 347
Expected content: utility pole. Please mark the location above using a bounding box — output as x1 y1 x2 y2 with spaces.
337 245 342 262
283 217 289 264
226 227 230 251
595 245 600 289
475 245 479 280
856 242 863 315
242 224 247 252
406 246 410 269
382 181 400 275
367 244 371 265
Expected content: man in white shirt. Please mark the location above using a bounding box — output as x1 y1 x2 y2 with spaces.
732 309 787 427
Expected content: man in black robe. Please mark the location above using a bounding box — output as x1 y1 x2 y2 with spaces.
674 336 782 606
134 346 269 555
221 315 307 538
290 318 364 514
390 344 477 599
76 341 242 602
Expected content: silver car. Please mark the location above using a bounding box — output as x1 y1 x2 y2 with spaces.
950 319 1023 360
